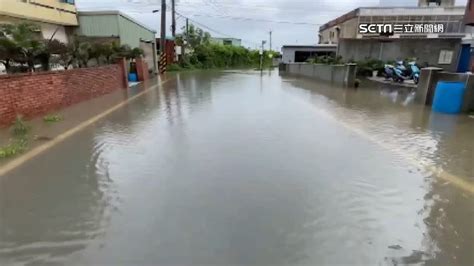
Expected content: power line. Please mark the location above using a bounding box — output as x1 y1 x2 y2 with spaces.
175 11 260 46
176 1 356 14
181 13 321 26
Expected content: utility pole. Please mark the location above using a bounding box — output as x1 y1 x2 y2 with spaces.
186 18 189 43
160 0 166 55
260 40 266 71
269 30 272 52
180 18 189 63
158 0 167 73
171 0 176 37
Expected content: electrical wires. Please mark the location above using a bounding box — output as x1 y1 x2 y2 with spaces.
175 11 261 46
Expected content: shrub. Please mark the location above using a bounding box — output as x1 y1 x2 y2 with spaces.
0 138 28 159
43 114 63 123
167 64 183 71
356 58 384 77
308 55 343 65
11 116 30 137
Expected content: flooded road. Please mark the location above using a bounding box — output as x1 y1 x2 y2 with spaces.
1 70 473 265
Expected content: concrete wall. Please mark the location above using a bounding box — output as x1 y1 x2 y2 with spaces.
0 62 128 126
0 0 78 26
416 68 474 112
39 22 69 43
117 15 155 48
77 13 156 48
338 38 462 71
77 14 120 37
319 17 359 44
283 63 357 87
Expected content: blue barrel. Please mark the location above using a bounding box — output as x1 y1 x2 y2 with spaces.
432 81 466 114
128 73 138 82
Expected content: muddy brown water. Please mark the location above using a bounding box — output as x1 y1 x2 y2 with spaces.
0 70 473 265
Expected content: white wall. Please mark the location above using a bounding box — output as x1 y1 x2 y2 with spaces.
282 48 296 63
139 41 155 71
40 23 69 43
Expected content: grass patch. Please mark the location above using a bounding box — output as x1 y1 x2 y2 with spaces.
167 64 183 72
1 116 31 159
43 114 63 123
0 138 28 159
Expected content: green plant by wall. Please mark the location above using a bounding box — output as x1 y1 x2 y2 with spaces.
307 55 343 65
43 114 63 123
356 59 385 77
0 138 28 159
167 64 183 71
11 116 30 137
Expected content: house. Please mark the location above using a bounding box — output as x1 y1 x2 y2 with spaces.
318 0 472 71
0 0 78 43
210 37 242 47
465 0 474 71
281 44 338 63
76 11 158 73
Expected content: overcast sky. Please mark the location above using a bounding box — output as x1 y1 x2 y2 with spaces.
75 0 468 51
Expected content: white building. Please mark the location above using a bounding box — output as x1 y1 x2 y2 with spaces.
281 45 338 63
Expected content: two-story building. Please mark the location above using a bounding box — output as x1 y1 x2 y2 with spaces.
0 0 78 43
318 0 471 71
210 38 242 47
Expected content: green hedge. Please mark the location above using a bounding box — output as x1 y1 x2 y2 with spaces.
180 44 273 70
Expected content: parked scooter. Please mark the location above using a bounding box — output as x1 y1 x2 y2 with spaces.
384 61 405 83
384 61 420 84
406 61 420 84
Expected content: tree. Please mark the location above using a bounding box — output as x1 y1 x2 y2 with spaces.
0 23 45 71
129 47 144 60
182 24 211 49
0 37 20 73
37 39 67 71
44 40 74 70
75 41 91 68
89 43 105 66
100 42 115 64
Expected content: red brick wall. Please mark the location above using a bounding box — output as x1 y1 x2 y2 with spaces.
135 57 150 82
0 64 127 126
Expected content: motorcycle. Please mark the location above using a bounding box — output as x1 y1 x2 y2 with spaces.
406 61 420 84
384 61 420 84
384 61 405 83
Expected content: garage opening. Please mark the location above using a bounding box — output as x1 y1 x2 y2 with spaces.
294 51 336 63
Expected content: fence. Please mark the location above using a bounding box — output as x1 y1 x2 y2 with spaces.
0 59 128 126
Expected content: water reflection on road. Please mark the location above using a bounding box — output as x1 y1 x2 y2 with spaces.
0 70 472 265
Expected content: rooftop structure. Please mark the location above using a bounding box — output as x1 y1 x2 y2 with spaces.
319 5 467 44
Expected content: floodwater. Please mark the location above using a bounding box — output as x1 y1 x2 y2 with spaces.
0 70 473 266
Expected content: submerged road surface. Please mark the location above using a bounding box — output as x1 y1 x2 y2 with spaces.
1 70 473 266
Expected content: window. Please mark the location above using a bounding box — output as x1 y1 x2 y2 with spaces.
438 50 453 65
